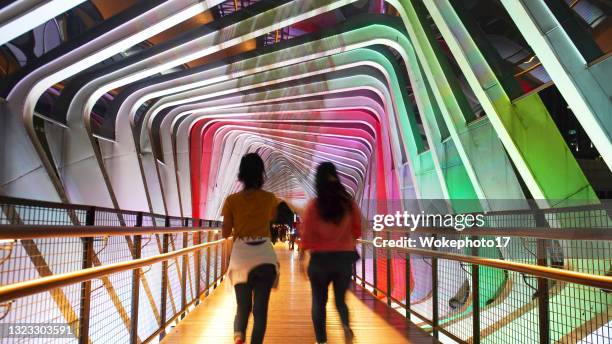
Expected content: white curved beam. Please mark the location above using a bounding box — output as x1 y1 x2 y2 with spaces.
0 0 86 46
2 0 220 204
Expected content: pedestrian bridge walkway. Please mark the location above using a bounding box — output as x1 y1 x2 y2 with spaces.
0 198 611 344
2 0 612 342
161 246 433 344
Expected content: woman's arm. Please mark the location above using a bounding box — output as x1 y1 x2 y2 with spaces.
298 202 312 250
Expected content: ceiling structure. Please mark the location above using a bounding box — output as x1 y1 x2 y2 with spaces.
1 0 610 216
1 1 611 343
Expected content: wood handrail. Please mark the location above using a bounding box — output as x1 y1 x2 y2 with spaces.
358 239 612 290
0 225 220 239
1 229 609 303
381 226 612 241
0 196 212 223
2 224 611 240
0 238 227 303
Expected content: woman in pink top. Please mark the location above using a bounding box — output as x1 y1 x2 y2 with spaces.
300 162 362 344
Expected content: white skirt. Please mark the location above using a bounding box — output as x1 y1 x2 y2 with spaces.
227 237 278 286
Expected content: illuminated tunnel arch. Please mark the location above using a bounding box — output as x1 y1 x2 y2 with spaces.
128 17 504 216
10 15 493 220
135 16 524 336
193 115 377 215
172 71 408 212
137 70 412 215
210 129 365 200
170 97 391 218
172 75 432 309
46 18 440 212
160 105 381 218
139 33 488 314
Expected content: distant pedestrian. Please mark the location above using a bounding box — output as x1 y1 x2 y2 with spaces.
288 225 298 250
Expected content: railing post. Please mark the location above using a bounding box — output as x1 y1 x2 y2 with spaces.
221 238 226 280
361 240 366 287
159 217 170 341
534 208 550 344
431 235 439 340
537 237 550 344
205 231 213 295
78 207 95 344
405 247 411 319
372 233 378 296
213 232 219 288
219 237 224 283
386 230 392 306
180 228 188 318
471 235 480 344
194 220 202 302
130 212 143 344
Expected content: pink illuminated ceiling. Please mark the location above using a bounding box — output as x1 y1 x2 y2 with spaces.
189 108 395 218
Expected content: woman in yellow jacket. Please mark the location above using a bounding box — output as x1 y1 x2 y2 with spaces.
222 153 280 344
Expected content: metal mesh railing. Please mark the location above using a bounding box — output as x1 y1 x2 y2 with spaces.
353 204 612 344
0 196 224 344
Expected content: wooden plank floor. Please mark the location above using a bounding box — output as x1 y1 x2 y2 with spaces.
162 244 434 343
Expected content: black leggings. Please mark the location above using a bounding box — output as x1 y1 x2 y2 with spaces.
308 252 354 343
234 264 277 344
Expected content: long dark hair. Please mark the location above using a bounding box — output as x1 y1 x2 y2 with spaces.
315 162 351 224
238 153 265 189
